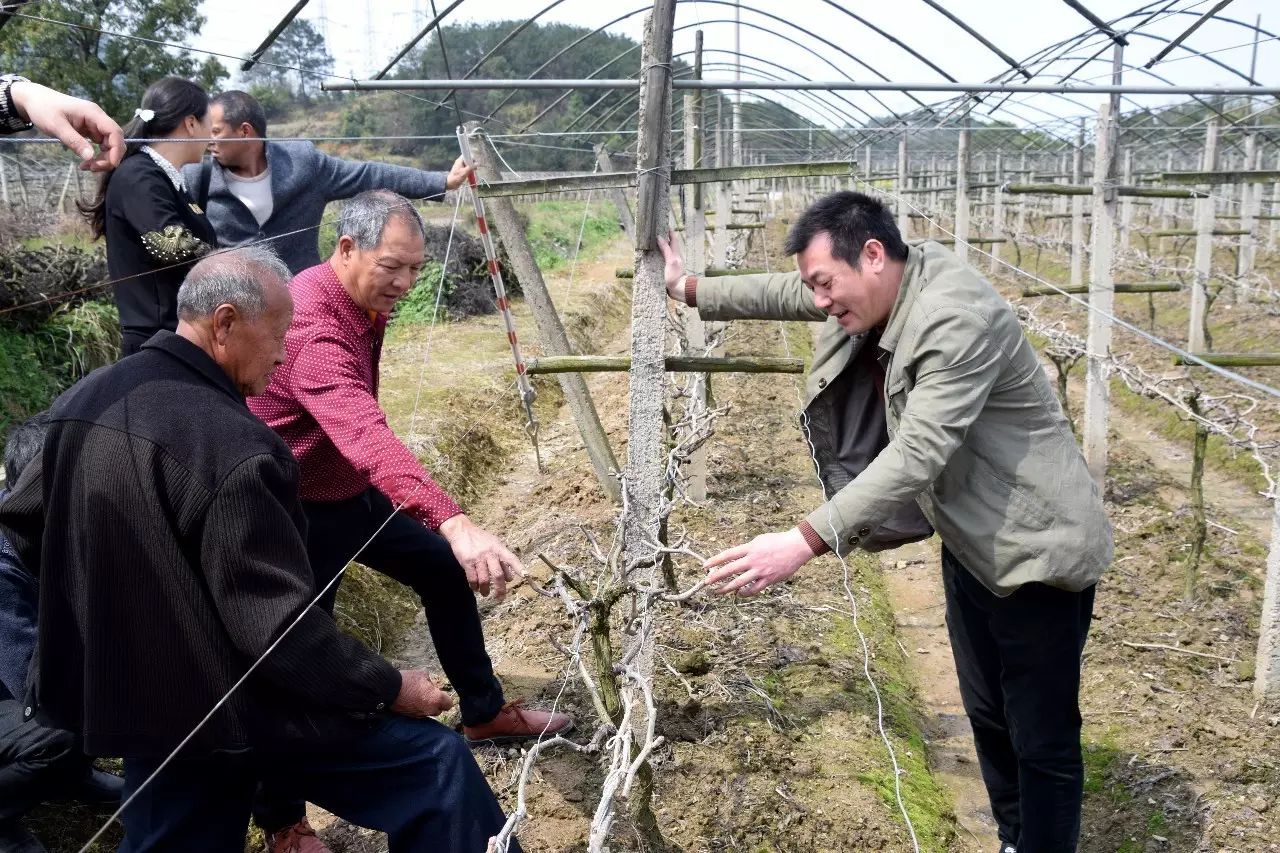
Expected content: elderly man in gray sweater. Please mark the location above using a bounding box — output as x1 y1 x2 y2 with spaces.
183 90 470 275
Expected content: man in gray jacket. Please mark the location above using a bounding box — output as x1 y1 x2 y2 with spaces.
183 90 471 274
660 191 1111 853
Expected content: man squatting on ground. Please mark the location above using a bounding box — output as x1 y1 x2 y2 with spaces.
0 246 520 853
184 90 472 275
662 191 1113 853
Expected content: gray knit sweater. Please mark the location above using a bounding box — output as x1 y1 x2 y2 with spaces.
182 140 448 274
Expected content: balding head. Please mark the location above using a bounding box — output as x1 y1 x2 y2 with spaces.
176 246 294 397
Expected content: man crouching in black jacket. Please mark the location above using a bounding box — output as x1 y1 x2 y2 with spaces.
0 245 518 853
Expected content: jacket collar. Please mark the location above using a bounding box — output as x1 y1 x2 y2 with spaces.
263 141 292 194
141 330 244 404
878 242 926 355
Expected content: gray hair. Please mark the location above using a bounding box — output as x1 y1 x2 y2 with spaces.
177 245 290 320
337 190 427 251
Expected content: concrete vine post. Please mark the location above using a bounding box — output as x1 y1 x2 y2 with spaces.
681 31 709 503
617 2 677 848
1188 119 1218 353
954 127 970 263
595 145 637 243
989 150 1004 274
1257 490 1280 698
1070 118 1086 288
1084 103 1116 486
466 125 622 505
897 133 909 238
1238 132 1259 302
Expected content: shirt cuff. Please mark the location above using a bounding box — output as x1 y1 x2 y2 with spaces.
797 520 831 556
684 274 699 308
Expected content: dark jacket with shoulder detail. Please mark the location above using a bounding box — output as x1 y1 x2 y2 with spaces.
0 332 401 757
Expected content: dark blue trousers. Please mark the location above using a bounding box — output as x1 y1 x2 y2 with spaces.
254 488 505 833
943 547 1095 853
120 715 518 853
0 533 38 703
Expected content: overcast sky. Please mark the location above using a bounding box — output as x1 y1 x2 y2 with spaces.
196 0 1277 130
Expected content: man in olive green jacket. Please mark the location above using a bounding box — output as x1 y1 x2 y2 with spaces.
660 191 1111 853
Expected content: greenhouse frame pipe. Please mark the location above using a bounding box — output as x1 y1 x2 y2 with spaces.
372 0 466 80
918 0 1033 79
576 62 862 142
241 0 310 72
1145 0 1238 69
591 72 857 152
1061 0 1128 46
480 0 924 125
324 79 1280 96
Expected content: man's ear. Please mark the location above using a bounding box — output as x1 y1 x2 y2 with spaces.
211 303 238 347
336 235 356 263
239 123 254 138
863 238 887 271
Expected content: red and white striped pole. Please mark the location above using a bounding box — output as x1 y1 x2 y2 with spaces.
456 126 542 470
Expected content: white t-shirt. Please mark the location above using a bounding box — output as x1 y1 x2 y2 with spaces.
224 167 274 227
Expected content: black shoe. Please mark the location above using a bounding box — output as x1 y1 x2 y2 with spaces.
76 768 124 804
0 822 47 853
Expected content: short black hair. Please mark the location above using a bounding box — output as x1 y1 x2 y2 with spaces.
212 90 268 138
4 410 51 485
783 191 909 268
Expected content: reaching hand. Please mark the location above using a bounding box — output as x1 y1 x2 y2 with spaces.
703 529 814 596
391 669 455 718
10 81 124 172
445 155 475 191
438 514 524 601
656 231 688 302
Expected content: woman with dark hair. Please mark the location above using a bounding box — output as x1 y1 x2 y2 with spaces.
80 76 216 355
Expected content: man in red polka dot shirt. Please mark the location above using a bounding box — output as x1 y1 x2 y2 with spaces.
248 190 572 842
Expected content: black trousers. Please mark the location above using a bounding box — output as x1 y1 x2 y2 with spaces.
0 699 89 823
122 715 518 853
254 488 506 833
942 547 1095 853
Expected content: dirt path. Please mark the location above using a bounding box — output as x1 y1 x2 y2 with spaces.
881 543 996 853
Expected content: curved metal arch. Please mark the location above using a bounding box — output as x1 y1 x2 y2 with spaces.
585 64 857 152
576 60 859 149
485 0 934 125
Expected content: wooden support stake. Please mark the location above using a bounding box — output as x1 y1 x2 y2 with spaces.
954 127 970 263
467 124 621 504
1188 119 1218 353
595 145 636 243
526 355 804 374
1023 281 1179 297
1084 103 1116 486
1172 352 1280 367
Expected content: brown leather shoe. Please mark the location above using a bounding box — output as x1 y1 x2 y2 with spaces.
462 700 575 746
265 818 331 853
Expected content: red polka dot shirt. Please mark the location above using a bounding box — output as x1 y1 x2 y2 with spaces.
248 261 463 529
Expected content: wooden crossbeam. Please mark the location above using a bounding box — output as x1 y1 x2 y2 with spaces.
615 266 766 279
1160 170 1280 185
934 237 1007 245
474 161 853 198
1003 183 1210 199
1173 352 1280 367
1152 228 1250 237
526 355 805 374
1022 281 1180 297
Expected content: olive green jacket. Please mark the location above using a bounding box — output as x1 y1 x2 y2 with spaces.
694 241 1112 595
